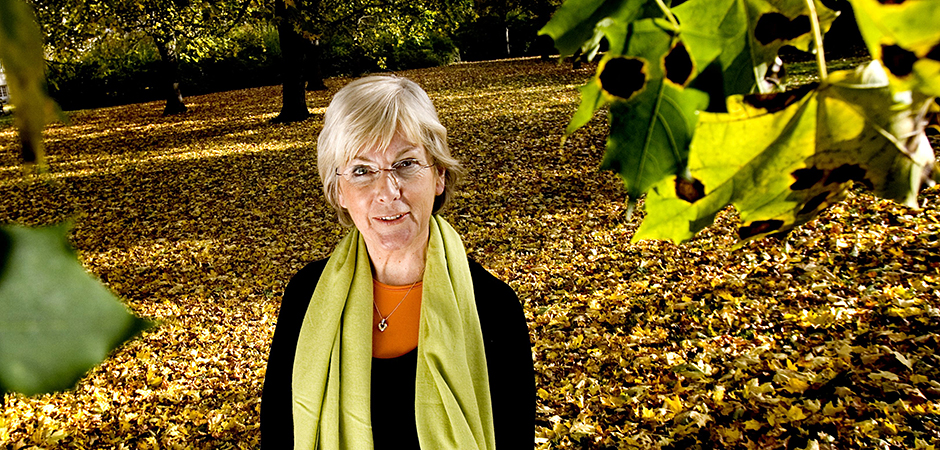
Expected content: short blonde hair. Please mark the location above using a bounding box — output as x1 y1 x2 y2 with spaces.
317 75 463 227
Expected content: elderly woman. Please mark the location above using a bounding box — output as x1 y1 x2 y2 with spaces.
261 75 534 449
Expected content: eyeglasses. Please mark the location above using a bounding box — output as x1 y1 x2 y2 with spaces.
335 158 436 188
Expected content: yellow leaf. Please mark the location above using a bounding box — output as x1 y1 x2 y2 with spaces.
787 405 807 421
744 419 762 430
787 377 810 394
712 385 726 404
799 439 820 450
537 388 550 400
883 421 898 435
664 395 683 414
720 426 741 442
823 400 845 416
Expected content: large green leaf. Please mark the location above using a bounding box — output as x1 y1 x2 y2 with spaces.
847 0 940 97
0 224 153 396
635 61 937 243
673 0 838 96
568 19 710 209
0 0 57 164
538 0 655 58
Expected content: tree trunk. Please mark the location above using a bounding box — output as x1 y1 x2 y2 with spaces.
304 38 326 91
273 0 310 123
153 37 187 116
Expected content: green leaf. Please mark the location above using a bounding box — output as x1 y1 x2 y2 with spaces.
847 0 940 97
0 0 58 164
589 19 710 204
673 0 839 96
635 61 937 243
538 0 654 58
0 224 153 396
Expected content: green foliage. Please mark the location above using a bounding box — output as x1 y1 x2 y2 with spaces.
45 24 281 110
564 18 709 212
322 29 458 75
671 0 837 97
0 224 153 396
637 61 937 243
538 0 655 58
541 0 938 244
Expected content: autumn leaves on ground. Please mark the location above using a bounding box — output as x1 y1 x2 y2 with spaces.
2 58 940 449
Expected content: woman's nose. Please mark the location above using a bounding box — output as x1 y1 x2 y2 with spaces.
374 170 402 201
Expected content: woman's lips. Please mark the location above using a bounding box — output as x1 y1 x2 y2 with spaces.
376 212 408 222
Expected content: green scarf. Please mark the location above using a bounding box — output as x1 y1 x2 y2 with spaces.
291 215 496 450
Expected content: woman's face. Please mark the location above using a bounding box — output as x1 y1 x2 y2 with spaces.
337 134 445 259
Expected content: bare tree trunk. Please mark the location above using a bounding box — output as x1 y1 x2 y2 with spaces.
304 38 326 91
272 0 310 123
153 37 187 116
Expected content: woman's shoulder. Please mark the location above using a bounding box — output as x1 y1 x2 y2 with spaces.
280 258 330 310
466 258 520 311
289 258 330 285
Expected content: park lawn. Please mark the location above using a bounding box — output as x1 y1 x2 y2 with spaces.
2 57 940 449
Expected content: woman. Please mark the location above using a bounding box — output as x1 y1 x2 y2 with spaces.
261 75 534 449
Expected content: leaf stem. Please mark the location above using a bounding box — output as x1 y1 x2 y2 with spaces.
655 0 680 32
805 0 828 82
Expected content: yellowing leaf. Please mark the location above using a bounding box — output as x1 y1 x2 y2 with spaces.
787 376 810 394
823 400 846 416
848 0 940 97
787 405 808 421
664 394 683 414
637 62 937 243
538 388 551 400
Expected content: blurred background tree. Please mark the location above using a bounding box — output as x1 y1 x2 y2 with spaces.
21 0 570 116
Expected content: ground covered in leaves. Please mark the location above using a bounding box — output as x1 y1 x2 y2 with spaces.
1 57 939 449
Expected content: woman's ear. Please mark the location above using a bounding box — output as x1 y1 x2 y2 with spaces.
435 167 445 196
337 183 347 209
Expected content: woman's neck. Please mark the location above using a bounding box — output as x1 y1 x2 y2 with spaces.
368 246 426 285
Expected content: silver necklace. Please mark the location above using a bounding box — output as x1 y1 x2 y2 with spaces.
373 280 419 332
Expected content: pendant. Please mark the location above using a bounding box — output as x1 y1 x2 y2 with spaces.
377 319 388 332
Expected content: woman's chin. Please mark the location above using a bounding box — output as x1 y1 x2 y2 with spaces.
366 229 422 254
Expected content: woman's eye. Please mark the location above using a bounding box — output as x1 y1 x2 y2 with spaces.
394 159 418 169
351 166 373 177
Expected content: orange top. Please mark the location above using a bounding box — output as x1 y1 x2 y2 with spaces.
372 280 422 359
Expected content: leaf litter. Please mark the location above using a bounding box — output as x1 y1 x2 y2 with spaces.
1 57 939 449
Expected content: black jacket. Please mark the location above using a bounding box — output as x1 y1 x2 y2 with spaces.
261 257 535 449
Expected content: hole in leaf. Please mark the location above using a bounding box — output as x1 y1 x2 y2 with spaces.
754 13 811 45
600 57 647 99
675 176 705 203
743 83 817 113
738 220 783 239
790 167 825 190
799 192 830 215
926 43 940 62
882 44 917 77
664 42 693 86
825 164 867 185
877 0 906 4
